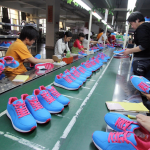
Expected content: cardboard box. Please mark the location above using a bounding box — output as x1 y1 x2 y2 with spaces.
52 55 62 62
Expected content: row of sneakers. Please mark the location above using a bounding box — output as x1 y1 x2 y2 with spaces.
54 53 110 90
7 85 70 133
0 41 12 47
92 112 150 150
113 49 130 59
0 56 19 74
130 75 150 94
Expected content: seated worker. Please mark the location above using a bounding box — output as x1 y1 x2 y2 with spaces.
107 31 116 46
5 26 54 76
72 33 86 54
54 31 72 55
97 29 104 41
122 11 150 77
82 34 98 49
98 31 110 44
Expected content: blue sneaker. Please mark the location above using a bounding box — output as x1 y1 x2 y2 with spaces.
77 65 92 75
130 75 150 93
86 60 98 71
92 130 150 150
54 74 80 90
97 54 108 63
101 53 110 60
21 94 51 124
2 56 19 68
76 66 92 78
39 85 70 106
78 51 87 56
71 67 87 79
7 97 37 133
114 49 125 54
70 69 87 82
0 62 5 74
104 112 139 132
33 89 64 113
93 57 103 67
63 70 83 86
80 62 93 72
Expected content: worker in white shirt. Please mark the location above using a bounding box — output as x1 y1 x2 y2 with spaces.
54 31 72 55
82 34 98 49
98 31 110 44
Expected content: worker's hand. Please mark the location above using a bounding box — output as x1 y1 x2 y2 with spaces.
120 48 131 56
141 92 150 101
136 114 150 132
47 59 54 63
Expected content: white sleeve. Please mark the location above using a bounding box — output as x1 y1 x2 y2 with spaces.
57 39 63 54
66 42 70 52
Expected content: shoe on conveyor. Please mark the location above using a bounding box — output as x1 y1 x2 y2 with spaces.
35 63 54 70
130 75 150 94
70 68 87 82
89 58 102 70
101 53 110 60
80 62 93 73
39 85 70 106
21 94 51 124
104 112 140 132
92 130 150 150
0 62 5 74
86 60 98 71
97 54 108 63
63 70 83 86
76 66 92 78
54 75 80 90
33 89 64 113
1 56 19 68
7 97 37 133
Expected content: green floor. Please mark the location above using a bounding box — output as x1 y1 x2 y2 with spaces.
0 50 121 150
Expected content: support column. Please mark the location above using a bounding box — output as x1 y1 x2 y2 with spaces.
123 24 129 49
46 0 60 49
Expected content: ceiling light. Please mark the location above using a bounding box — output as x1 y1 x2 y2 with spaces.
73 0 91 11
92 12 102 20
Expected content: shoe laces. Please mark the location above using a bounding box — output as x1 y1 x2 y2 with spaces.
63 75 73 83
67 73 76 81
108 131 129 144
41 91 55 104
13 102 30 118
71 70 80 77
28 96 43 111
95 58 99 63
138 82 150 93
79 66 86 72
85 62 92 68
90 60 96 66
48 86 61 98
115 117 133 131
78 66 85 73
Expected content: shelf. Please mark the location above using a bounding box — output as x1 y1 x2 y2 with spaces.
0 22 24 27
0 35 19 39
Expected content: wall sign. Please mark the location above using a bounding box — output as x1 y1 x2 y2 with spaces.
48 6 53 23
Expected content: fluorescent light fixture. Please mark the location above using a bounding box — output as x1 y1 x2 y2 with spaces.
126 0 137 19
107 25 112 29
73 0 91 11
101 20 107 25
92 12 102 20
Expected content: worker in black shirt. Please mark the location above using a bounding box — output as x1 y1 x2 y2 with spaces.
122 11 150 77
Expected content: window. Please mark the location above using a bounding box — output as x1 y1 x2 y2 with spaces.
39 19 46 33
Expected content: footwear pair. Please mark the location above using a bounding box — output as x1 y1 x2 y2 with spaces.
0 41 12 47
54 67 88 90
97 53 109 63
92 113 150 150
130 75 150 94
0 56 19 69
7 85 70 132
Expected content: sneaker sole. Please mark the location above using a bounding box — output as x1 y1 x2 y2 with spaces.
49 107 64 114
64 101 70 106
36 118 51 124
92 139 102 150
54 82 80 90
6 110 37 133
35 63 54 70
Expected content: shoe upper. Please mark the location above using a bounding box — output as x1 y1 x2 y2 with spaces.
130 75 150 93
80 63 93 72
21 94 51 122
104 113 140 132
7 97 37 131
33 89 64 112
3 56 19 68
55 75 80 89
40 85 70 106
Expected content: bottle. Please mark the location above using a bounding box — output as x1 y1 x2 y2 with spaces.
66 51 70 58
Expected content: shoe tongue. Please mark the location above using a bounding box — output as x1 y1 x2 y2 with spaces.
126 132 137 146
26 95 37 100
13 99 24 105
46 85 52 90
